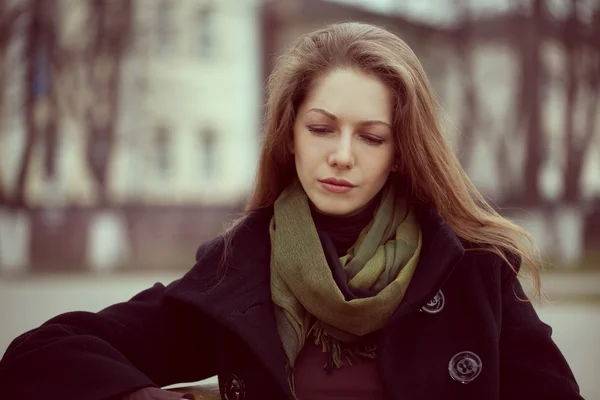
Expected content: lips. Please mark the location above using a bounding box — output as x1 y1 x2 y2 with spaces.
318 178 355 187
318 178 356 194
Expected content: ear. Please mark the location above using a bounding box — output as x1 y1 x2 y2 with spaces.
390 157 400 172
287 138 295 155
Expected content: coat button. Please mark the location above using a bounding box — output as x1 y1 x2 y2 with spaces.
420 290 445 314
223 374 245 400
448 351 482 384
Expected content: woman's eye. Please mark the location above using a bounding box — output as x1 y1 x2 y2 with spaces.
307 126 333 135
362 135 385 145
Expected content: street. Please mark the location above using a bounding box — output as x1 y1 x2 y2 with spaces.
0 273 599 399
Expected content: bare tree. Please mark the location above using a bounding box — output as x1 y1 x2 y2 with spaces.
586 5 600 152
561 0 600 203
0 0 28 205
0 0 8 205
11 0 60 208
511 0 548 206
82 0 133 206
562 0 582 203
4 0 134 208
453 0 481 171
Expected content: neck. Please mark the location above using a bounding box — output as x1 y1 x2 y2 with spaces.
310 192 381 256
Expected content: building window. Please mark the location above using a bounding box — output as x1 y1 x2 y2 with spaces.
201 128 217 179
156 0 175 55
195 5 215 58
154 126 171 177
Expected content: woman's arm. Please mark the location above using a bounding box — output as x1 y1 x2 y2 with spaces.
498 265 583 399
0 281 217 400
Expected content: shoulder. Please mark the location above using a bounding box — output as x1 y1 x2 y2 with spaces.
457 243 521 289
460 237 521 269
194 206 274 262
189 206 274 283
434 247 521 315
165 207 274 306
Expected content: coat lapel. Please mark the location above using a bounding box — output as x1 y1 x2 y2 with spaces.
386 205 465 325
166 207 293 398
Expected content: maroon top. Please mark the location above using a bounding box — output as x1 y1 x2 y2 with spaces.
295 200 386 399
294 339 385 399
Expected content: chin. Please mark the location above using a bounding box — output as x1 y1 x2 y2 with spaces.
312 199 360 216
316 207 349 216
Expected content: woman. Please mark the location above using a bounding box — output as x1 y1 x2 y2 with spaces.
0 22 582 400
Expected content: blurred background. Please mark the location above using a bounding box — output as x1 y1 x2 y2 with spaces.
0 0 599 397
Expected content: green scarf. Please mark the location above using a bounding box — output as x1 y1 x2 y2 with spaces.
269 180 422 378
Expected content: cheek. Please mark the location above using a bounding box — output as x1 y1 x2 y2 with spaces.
294 134 319 165
293 138 312 177
364 151 394 179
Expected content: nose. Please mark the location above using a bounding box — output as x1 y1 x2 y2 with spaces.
328 133 355 169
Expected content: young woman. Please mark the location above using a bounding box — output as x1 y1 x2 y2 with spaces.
0 22 582 400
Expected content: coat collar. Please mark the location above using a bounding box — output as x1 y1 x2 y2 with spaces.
166 204 464 397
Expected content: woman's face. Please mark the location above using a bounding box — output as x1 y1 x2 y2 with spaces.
293 68 397 216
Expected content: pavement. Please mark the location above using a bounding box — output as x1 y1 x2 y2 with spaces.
524 270 600 303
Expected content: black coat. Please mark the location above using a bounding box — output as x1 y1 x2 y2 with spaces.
0 206 583 400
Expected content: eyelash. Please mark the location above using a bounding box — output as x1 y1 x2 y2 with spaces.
307 126 385 146
307 126 332 135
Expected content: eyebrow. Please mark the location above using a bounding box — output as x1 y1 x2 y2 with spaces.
307 108 392 129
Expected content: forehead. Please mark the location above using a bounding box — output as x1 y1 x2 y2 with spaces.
300 68 393 122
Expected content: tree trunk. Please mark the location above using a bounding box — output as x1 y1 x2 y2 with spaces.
0 31 6 204
561 0 599 204
520 0 546 206
0 164 5 204
1 0 29 206
12 0 43 208
454 0 479 171
561 0 579 204
86 114 113 206
85 0 132 207
42 104 58 179
562 148 584 204
42 0 59 181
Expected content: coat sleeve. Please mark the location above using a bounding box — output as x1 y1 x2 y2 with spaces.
0 280 217 400
498 263 583 399
122 387 195 400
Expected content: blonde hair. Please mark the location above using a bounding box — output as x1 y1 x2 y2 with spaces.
231 22 542 297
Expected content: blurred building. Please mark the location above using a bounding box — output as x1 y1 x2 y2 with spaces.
1 0 263 207
116 0 263 206
0 0 264 272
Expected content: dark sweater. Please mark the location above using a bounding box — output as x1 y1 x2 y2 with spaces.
310 195 379 257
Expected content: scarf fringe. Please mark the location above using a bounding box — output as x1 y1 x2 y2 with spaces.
287 366 299 400
309 323 378 372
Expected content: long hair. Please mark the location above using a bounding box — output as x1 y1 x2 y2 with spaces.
226 22 542 296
